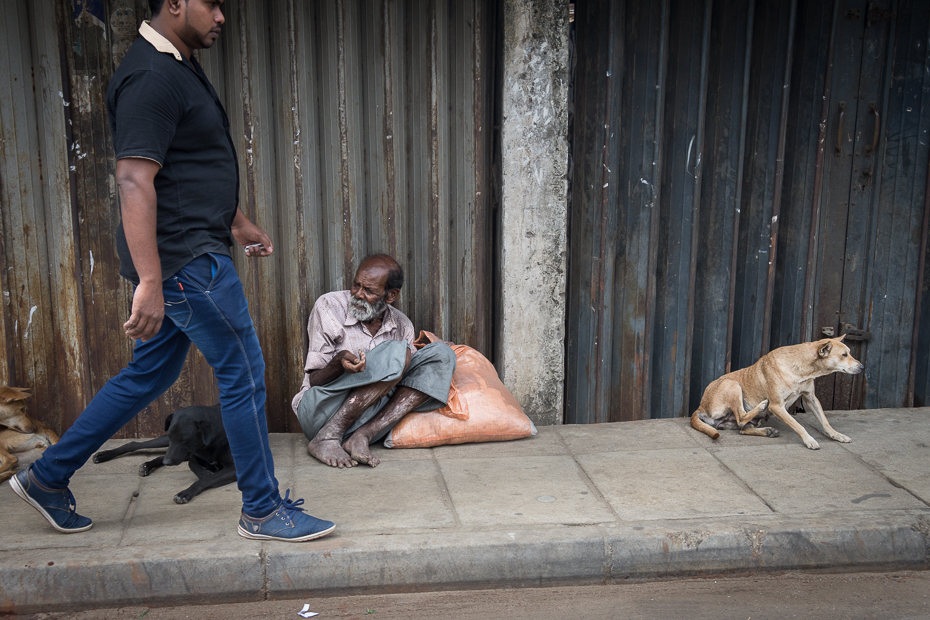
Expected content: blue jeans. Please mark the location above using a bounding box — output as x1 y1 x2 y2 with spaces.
32 253 280 517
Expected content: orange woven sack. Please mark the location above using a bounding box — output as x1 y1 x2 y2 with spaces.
384 331 536 448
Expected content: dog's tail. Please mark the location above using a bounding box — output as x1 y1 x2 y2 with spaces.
690 411 720 440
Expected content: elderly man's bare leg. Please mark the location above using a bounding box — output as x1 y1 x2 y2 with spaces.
307 380 396 468
342 386 429 467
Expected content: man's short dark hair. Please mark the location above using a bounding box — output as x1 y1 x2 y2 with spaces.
385 262 404 291
150 0 185 17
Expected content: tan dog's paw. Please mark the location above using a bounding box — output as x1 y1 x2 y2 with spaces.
830 432 851 443
763 427 779 438
803 436 821 450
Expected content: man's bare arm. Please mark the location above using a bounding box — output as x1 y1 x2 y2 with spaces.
116 157 163 342
305 350 367 387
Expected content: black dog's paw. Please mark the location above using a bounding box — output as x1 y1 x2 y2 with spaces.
173 492 192 505
139 463 156 477
93 451 112 464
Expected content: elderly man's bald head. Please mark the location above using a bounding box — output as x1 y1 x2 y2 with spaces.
357 254 404 292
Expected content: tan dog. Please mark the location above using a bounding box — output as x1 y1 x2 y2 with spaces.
690 336 863 450
0 387 60 482
1 386 36 433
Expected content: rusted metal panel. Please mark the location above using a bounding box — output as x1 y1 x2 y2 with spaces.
774 0 835 350
916 161 930 406
0 0 92 435
565 0 669 424
202 0 497 430
652 0 710 420
2 0 496 436
691 0 753 401
567 0 929 421
869 0 930 408
731 0 795 374
814 0 897 410
564 0 617 425
0 1 56 402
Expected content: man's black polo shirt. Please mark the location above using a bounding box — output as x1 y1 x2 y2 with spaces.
106 23 239 283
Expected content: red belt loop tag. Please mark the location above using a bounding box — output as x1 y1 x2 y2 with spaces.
178 281 184 291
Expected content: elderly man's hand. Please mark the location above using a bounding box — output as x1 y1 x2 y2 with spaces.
341 349 366 373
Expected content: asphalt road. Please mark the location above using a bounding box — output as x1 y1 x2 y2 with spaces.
13 570 929 620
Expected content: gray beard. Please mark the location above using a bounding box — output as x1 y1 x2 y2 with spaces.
349 296 388 323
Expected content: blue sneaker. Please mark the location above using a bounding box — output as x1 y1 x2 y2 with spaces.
9 465 93 533
237 490 335 542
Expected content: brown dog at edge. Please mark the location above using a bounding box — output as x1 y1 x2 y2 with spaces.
0 386 60 483
690 336 863 450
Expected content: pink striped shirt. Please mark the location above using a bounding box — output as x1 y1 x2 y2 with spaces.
291 290 416 413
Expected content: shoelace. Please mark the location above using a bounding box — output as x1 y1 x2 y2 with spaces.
279 489 306 517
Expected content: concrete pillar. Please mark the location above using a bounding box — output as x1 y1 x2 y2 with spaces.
499 0 570 426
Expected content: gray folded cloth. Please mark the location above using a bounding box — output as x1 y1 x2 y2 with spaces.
296 339 456 443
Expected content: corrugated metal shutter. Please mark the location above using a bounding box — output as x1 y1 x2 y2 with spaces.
0 0 497 436
566 0 930 422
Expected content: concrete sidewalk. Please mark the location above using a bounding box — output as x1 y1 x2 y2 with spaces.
2 408 929 613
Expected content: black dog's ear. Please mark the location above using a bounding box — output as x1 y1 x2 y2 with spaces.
164 413 174 432
197 419 220 447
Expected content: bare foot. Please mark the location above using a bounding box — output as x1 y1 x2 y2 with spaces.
307 437 357 468
343 432 380 467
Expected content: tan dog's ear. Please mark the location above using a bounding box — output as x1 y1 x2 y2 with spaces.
0 386 32 403
818 341 833 358
838 333 847 342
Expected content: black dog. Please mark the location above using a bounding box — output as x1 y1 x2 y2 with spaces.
93 404 236 504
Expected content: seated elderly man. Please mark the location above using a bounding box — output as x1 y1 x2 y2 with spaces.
292 254 456 468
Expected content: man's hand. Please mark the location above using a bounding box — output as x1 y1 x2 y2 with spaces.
124 280 164 341
305 349 367 387
231 209 274 257
341 349 366 373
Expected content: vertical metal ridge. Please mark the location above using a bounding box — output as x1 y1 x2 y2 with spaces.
286 0 304 269
761 0 798 355
382 0 398 257
236 0 262 342
435 0 450 340
336 0 355 279
426 0 442 333
284 0 307 432
641 0 670 418
725 0 755 374
858 0 899 407
680 0 713 418
908 155 930 406
592 0 622 424
801 0 839 344
472 0 488 352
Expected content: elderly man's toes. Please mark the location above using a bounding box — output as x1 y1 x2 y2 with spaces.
344 435 378 467
308 438 356 468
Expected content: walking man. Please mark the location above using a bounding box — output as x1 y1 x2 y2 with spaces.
10 0 335 542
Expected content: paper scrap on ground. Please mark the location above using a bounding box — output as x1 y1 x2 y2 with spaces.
298 603 319 618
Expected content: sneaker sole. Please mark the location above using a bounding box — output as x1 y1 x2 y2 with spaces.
9 475 93 534
237 523 335 542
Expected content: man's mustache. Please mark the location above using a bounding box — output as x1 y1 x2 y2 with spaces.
350 296 387 321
